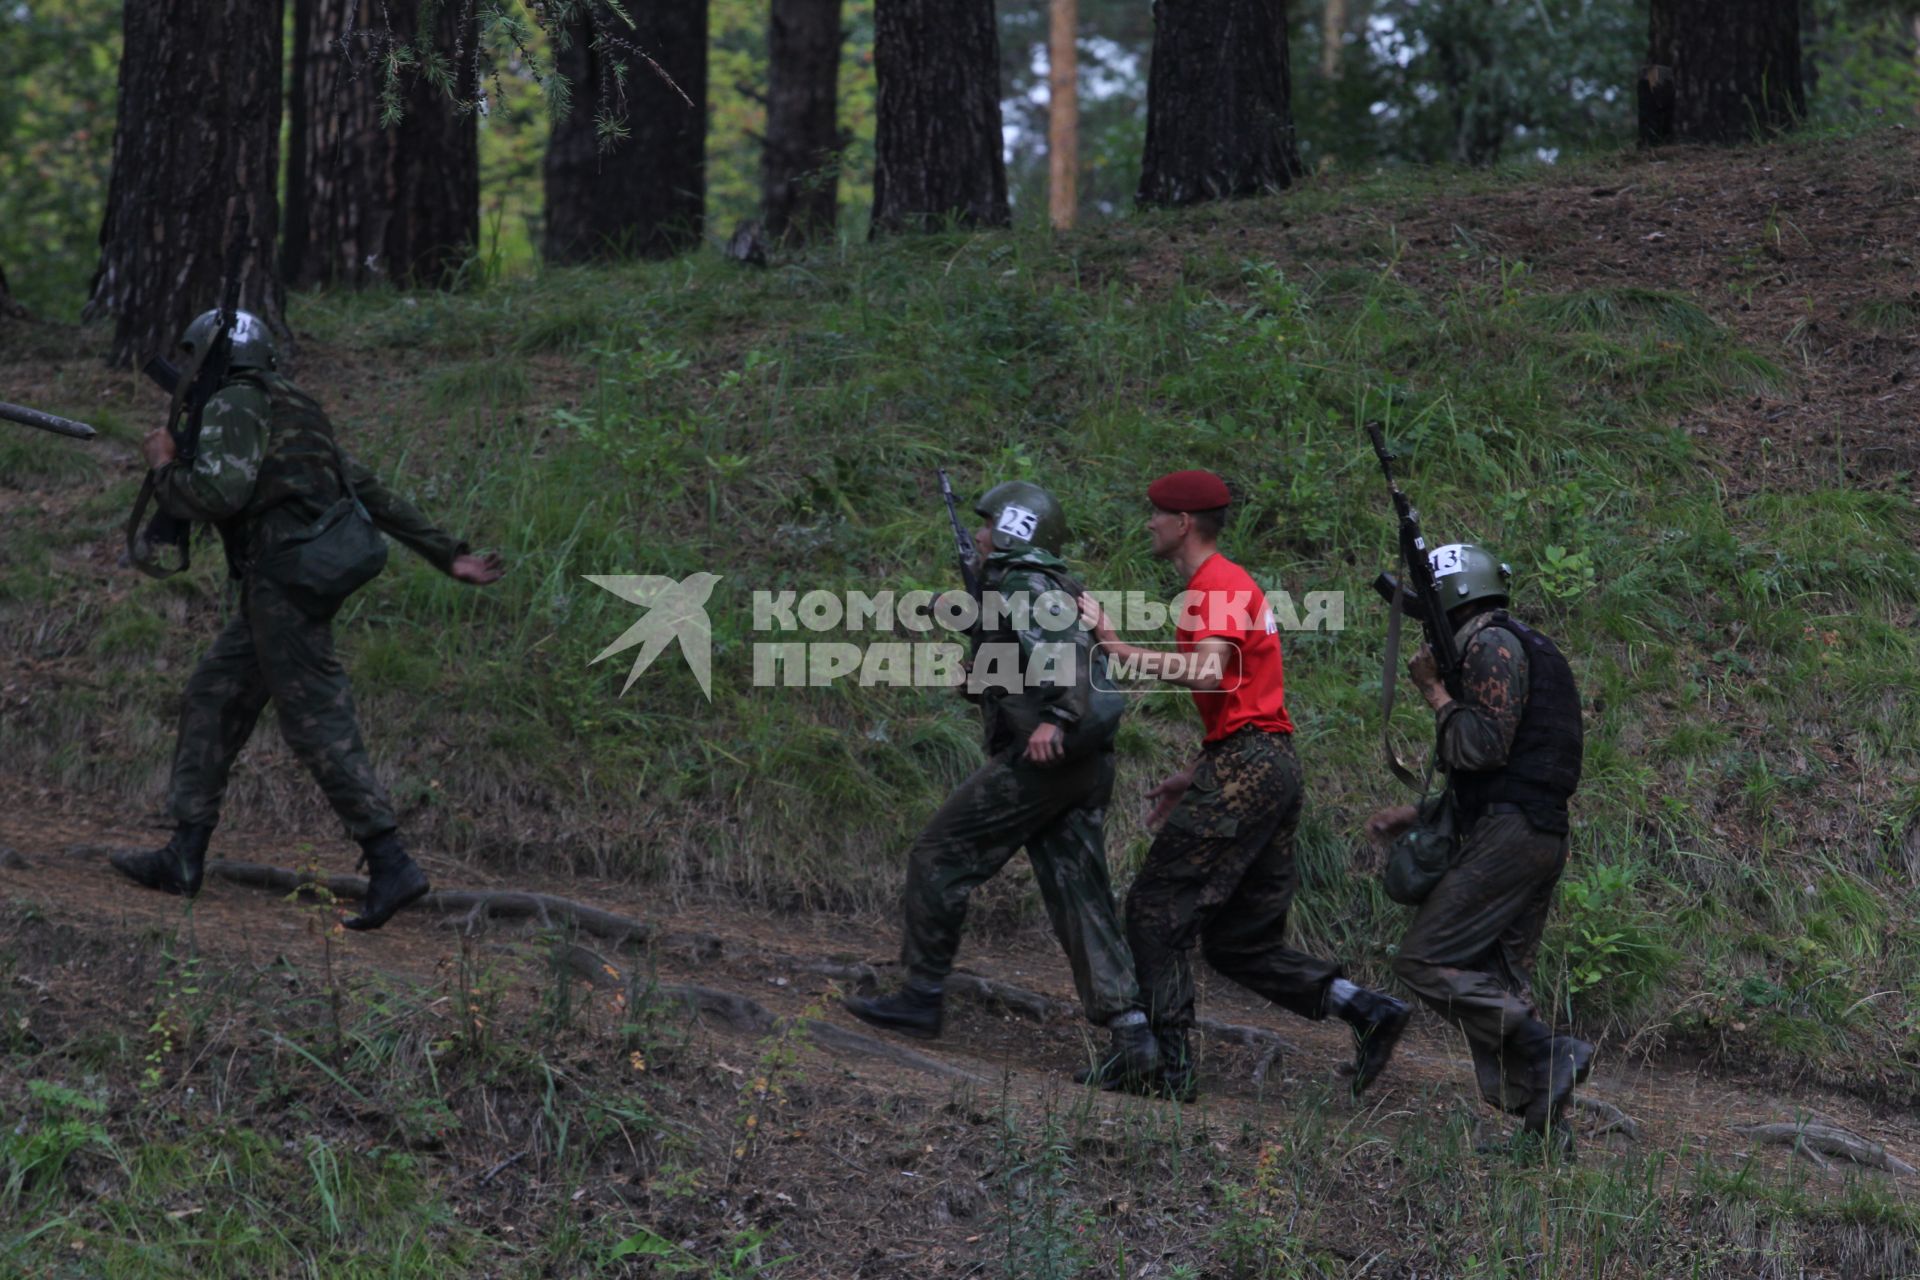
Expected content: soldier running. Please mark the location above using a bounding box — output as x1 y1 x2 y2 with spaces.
110 309 504 929
1079 469 1409 1101
845 481 1159 1088
1367 544 1594 1152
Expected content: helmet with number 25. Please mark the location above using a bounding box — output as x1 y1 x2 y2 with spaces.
974 481 1067 555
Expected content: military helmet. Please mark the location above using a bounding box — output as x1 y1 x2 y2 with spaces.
1427 542 1511 609
975 480 1067 555
180 308 276 371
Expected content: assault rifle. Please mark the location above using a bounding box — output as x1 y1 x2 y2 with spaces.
126 216 250 578
937 468 982 603
1365 421 1462 693
0 401 97 440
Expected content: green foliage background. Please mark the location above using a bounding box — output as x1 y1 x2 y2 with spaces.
6 0 1919 317
0 0 119 317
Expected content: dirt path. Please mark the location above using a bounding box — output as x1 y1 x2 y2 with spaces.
6 804 1916 1189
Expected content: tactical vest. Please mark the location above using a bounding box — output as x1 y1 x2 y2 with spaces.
1449 612 1584 834
216 371 348 575
977 564 1123 759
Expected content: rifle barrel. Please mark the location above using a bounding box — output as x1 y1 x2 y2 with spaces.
143 355 183 395
0 400 97 441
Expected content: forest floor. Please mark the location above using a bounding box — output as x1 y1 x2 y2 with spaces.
4 125 1920 1276
5 799 1920 1278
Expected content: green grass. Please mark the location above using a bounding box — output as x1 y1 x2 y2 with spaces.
4 133 1920 1094
423 358 532 415
0 429 103 486
1850 296 1920 336
971 1070 1920 1279
0 917 716 1278
10 905 1913 1279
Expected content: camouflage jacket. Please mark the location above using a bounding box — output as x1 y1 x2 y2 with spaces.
154 371 468 579
970 545 1121 755
1435 612 1528 773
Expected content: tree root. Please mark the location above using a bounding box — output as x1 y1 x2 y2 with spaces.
69 847 741 958
800 960 1290 1073
1250 1041 1286 1086
579 960 985 1082
1733 1121 1916 1175
947 972 1071 1022
204 859 665 948
1573 1096 1640 1140
74 847 1266 1081
801 1020 987 1082
1200 1019 1288 1060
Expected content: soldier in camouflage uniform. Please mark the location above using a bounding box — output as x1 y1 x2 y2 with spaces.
1081 470 1409 1102
110 309 503 930
1367 543 1593 1150
845 482 1159 1085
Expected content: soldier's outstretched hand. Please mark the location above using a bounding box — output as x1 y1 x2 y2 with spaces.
1406 644 1439 691
1075 592 1117 646
142 427 176 469
1365 804 1418 846
1024 721 1064 765
1144 769 1194 829
451 551 506 585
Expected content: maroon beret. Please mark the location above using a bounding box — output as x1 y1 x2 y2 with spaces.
1147 469 1232 512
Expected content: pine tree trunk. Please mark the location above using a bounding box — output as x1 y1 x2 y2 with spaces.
871 0 1009 234
1138 0 1300 207
1320 0 1346 78
1642 0 1804 144
0 262 23 318
87 0 284 367
285 0 479 288
283 0 320 285
1048 0 1079 230
544 0 709 262
762 0 844 243
392 0 481 283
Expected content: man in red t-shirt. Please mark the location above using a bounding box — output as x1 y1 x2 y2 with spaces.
1080 469 1408 1101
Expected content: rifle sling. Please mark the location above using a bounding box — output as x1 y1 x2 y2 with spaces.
125 323 226 578
1381 576 1430 791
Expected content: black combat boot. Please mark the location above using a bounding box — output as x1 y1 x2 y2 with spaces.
1521 1033 1595 1148
110 823 213 898
1074 1014 1162 1092
1335 987 1412 1097
345 830 430 931
843 983 944 1040
1155 1029 1199 1103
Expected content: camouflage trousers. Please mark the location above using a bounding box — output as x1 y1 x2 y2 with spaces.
1126 728 1339 1032
900 747 1141 1026
168 576 397 841
1392 810 1568 1113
